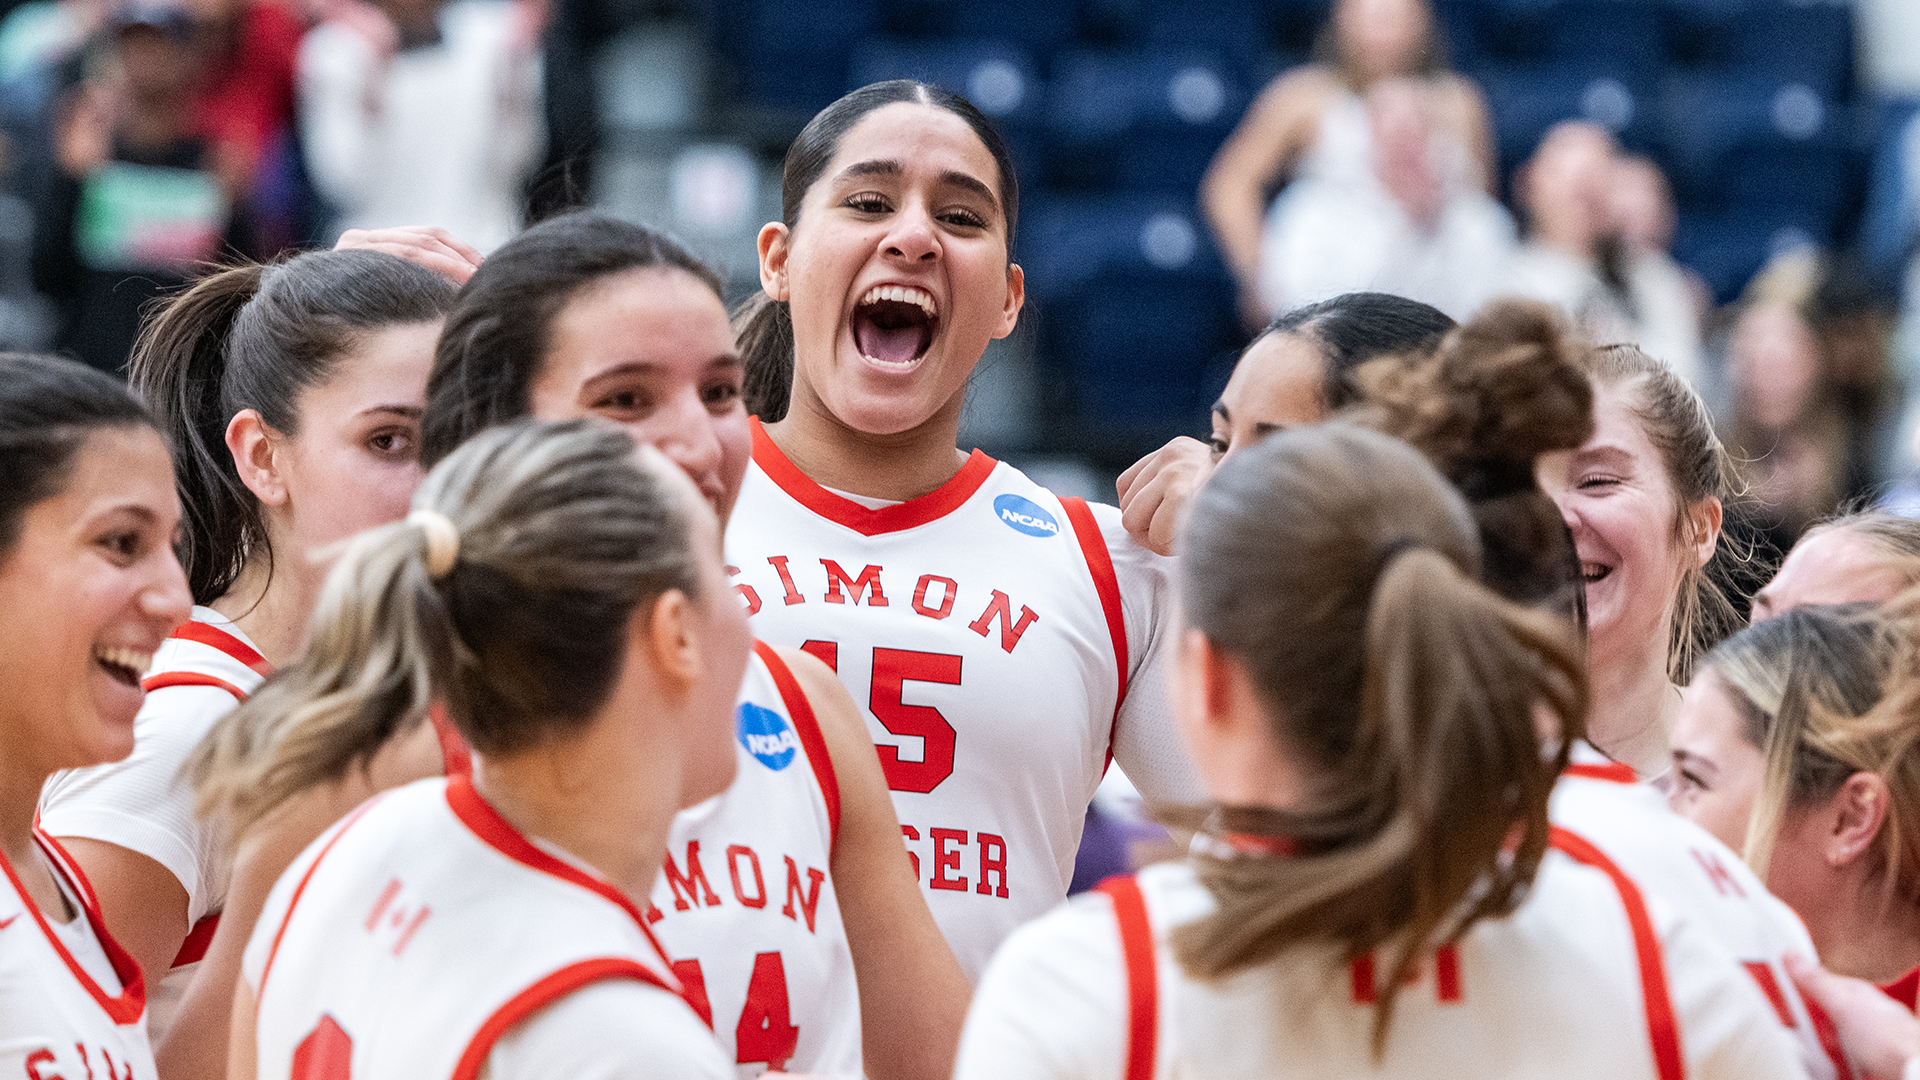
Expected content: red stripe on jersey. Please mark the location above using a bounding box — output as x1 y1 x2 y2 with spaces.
257 797 386 994
450 957 679 1080
1060 497 1129 765
1741 960 1796 1026
1 831 147 1023
1097 876 1158 1080
430 701 473 779
748 416 998 536
140 670 249 699
1799 988 1860 1080
755 640 841 851
172 911 219 968
168 620 273 676
1549 826 1685 1080
1562 761 1638 784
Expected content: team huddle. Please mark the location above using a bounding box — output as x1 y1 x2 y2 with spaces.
5 77 1920 1080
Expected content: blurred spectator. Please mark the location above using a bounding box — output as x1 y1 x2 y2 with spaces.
185 0 302 252
28 0 254 373
1200 0 1498 327
297 0 544 251
1507 122 1705 383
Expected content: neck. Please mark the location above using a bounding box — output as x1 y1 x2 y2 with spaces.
1806 873 1920 985
1586 628 1678 778
767 386 972 503
0 758 43 874
209 548 321 668
469 712 680 904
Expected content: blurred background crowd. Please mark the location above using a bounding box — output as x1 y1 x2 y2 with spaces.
2 0 1919 562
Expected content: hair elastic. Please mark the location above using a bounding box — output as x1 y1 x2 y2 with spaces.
408 509 460 578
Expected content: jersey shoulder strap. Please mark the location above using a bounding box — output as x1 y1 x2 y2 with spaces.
449 956 678 1080
753 639 841 850
1059 497 1129 748
1095 875 1157 1080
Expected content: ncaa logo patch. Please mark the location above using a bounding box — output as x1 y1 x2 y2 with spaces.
993 493 1060 538
736 702 800 770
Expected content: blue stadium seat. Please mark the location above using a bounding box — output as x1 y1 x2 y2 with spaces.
848 39 1044 182
1674 208 1833 304
1043 49 1249 192
728 0 880 113
1479 64 1657 175
1705 2 1853 101
1660 75 1845 193
1483 0 1672 73
873 0 1078 56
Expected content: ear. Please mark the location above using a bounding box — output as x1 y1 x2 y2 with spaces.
1827 771 1892 868
1686 495 1723 570
641 589 700 691
1173 628 1237 738
758 222 791 302
991 262 1025 340
225 409 288 506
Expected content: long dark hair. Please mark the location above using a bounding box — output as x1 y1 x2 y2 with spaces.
0 353 156 554
128 251 457 604
421 211 724 467
739 80 1021 422
1264 292 1457 412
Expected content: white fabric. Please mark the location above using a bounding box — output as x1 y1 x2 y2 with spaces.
648 649 863 1079
1553 744 1846 1079
298 0 543 252
0 834 156 1079
726 445 1202 979
40 607 262 1041
245 779 727 1080
955 857 1808 1080
1257 90 1516 321
1504 242 1704 384
479 979 731 1080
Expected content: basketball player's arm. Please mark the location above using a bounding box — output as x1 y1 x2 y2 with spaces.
50 839 190 1000
1115 437 1211 557
776 647 973 1080
227 978 258 1080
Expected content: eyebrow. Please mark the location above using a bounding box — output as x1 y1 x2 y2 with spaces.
580 355 744 387
835 159 1000 209
1672 748 1716 779
1212 400 1229 420
359 404 422 420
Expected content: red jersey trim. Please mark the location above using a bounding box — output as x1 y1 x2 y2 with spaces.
168 619 273 676
258 797 385 994
443 777 682 994
450 957 678 1080
754 640 842 851
430 702 473 779
1096 876 1158 1080
141 670 250 699
0 831 147 1024
748 417 998 536
1549 826 1685 1080
1880 963 1920 1011
172 911 220 968
1562 761 1639 784
1060 497 1130 767
1800 990 1861 1079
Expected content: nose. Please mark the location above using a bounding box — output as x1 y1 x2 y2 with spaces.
882 205 940 264
144 546 193 632
649 390 725 499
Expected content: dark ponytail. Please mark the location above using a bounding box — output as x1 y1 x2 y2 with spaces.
739 79 1020 422
129 251 458 605
1175 424 1587 1051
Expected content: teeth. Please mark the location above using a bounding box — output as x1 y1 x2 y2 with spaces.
93 646 153 674
859 285 937 317
1580 562 1607 581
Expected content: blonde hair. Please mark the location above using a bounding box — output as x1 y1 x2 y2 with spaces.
1800 508 1920 590
1175 423 1587 1050
191 421 700 835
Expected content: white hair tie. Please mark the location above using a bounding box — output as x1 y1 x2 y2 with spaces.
408 509 460 578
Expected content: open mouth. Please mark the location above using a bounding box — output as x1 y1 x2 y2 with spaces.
1580 561 1611 585
93 645 151 688
851 285 938 369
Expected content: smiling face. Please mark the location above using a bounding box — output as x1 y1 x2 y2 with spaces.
1209 332 1328 463
762 101 1024 437
0 426 191 778
1752 527 1914 622
530 268 747 523
1536 377 1711 666
1669 667 1767 852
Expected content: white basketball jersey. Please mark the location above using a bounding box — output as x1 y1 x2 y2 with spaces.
726 420 1132 977
957 851 1806 1080
1552 746 1854 1079
39 609 268 1041
0 831 155 1080
646 641 861 1079
247 778 717 1080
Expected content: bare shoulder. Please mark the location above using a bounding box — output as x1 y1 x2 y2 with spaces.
768 645 871 749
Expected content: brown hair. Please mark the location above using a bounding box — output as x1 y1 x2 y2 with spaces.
1583 343 1740 681
1352 298 1594 616
1799 508 1920 590
1175 423 1587 1049
191 421 702 834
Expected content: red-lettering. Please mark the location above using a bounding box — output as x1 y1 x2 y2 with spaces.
101 1049 132 1080
671 959 714 1028
782 856 827 932
25 1049 57 1080
735 952 800 1070
976 832 1009 898
292 1015 353 1080
901 824 921 879
663 841 721 909
930 828 969 891
968 590 1039 653
821 560 889 606
727 565 761 615
767 556 805 605
727 844 768 908
800 639 839 672
363 878 401 931
1691 848 1747 898
871 648 961 793
912 574 958 619
644 901 665 924
1743 961 1798 1027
